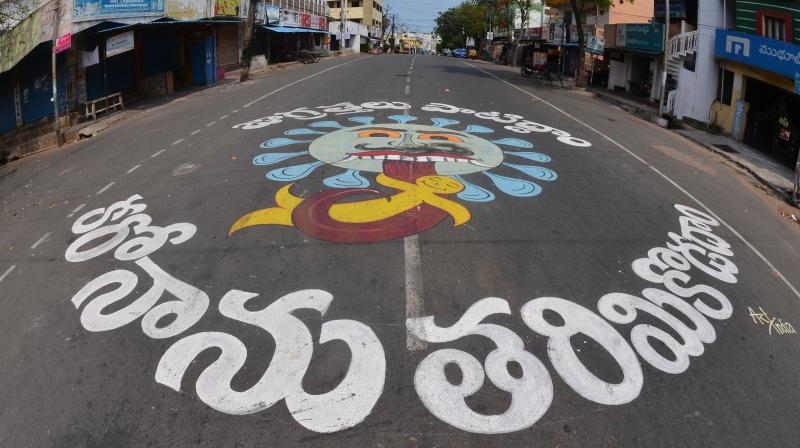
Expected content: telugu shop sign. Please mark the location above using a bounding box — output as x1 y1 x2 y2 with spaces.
715 29 800 80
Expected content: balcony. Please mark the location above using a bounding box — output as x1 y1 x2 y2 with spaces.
668 30 698 59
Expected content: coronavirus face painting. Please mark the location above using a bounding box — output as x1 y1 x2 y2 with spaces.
309 124 503 176
228 105 581 244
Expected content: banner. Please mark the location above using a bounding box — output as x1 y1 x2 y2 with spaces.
73 0 164 21
300 13 311 28
616 24 664 52
106 31 135 57
214 0 238 16
166 0 210 19
265 4 280 24
54 33 72 54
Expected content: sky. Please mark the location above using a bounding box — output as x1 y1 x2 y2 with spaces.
387 0 463 33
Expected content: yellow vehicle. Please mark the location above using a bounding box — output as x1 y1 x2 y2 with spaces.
467 48 477 59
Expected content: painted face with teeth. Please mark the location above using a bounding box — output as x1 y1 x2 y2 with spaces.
308 124 504 175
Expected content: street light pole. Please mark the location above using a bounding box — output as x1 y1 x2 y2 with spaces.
658 0 670 118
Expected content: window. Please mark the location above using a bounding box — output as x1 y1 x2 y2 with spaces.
715 68 734 106
757 10 792 42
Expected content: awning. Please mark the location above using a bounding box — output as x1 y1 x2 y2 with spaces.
95 17 242 34
262 25 327 34
606 46 662 56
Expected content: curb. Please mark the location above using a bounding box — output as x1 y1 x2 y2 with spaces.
677 131 795 205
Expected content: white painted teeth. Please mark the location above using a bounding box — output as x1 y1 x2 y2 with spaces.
345 154 478 163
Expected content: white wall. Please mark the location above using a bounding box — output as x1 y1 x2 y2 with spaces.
673 0 733 122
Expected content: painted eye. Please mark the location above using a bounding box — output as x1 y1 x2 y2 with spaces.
420 133 464 143
358 130 402 138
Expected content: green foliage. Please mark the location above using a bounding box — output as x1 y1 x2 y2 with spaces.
434 1 487 49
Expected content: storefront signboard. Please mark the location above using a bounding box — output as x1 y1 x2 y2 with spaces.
281 9 299 27
300 13 312 28
74 0 164 20
655 0 686 18
616 24 663 52
715 29 800 80
569 25 594 44
54 33 72 54
587 36 605 54
265 5 280 24
215 0 238 16
106 31 135 57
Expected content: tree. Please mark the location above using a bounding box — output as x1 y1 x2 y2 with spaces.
556 0 627 86
0 0 30 31
434 1 487 49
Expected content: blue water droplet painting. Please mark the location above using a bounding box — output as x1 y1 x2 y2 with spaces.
505 151 551 163
431 118 460 128
388 115 418 124
266 161 324 182
253 151 308 166
504 163 558 181
484 172 542 197
309 121 345 129
464 125 494 134
349 116 376 125
260 138 311 149
453 176 496 202
285 128 326 136
493 138 533 149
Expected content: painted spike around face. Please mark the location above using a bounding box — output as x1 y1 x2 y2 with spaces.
260 138 312 149
253 151 309 166
267 161 324 182
503 163 558 182
452 175 496 202
483 171 542 197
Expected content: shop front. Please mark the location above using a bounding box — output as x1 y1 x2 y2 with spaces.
713 29 800 169
604 23 665 100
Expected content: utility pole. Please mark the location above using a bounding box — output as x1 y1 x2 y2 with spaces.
390 14 396 53
239 0 258 82
341 0 347 51
658 0 670 117
50 0 62 146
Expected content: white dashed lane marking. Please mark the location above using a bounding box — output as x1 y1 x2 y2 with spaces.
57 168 71 176
0 265 16 283
67 203 86 218
205 121 216 127
30 232 52 250
150 149 166 158
190 129 201 136
171 138 184 146
405 85 410 95
95 182 115 195
126 164 141 174
219 114 229 120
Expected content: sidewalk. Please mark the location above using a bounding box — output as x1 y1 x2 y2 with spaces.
589 87 797 204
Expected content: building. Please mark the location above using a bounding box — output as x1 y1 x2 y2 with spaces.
0 0 330 154
329 20 369 52
709 0 800 168
664 0 730 127
326 0 383 49
523 0 662 85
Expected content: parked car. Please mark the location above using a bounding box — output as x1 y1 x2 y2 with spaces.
442 49 452 56
453 48 467 58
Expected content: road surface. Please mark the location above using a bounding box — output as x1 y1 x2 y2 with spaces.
1 54 800 447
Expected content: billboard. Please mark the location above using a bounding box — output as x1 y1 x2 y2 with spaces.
214 0 238 16
166 0 210 19
73 0 164 21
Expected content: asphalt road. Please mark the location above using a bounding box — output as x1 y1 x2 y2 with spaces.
2 54 800 448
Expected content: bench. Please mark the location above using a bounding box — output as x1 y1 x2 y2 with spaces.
83 92 124 121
